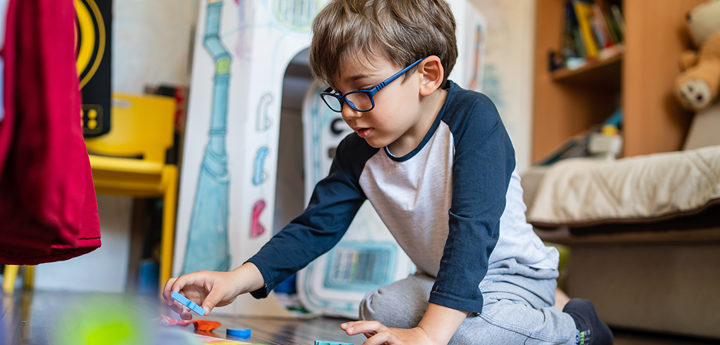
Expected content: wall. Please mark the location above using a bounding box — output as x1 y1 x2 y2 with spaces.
113 0 201 93
469 0 536 174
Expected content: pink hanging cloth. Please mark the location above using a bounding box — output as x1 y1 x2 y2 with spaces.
0 0 101 264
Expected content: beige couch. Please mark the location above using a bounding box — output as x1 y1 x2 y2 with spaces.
521 146 720 340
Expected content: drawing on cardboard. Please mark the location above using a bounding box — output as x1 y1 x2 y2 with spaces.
251 199 267 238
256 93 273 131
182 0 233 274
252 146 269 186
272 0 320 31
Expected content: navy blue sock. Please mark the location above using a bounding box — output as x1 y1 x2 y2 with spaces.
563 298 613 345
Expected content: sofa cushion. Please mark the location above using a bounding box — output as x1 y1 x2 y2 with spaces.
525 145 720 231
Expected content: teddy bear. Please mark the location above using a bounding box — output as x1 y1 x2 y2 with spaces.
674 0 720 112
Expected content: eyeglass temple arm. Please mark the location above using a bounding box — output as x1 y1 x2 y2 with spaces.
369 58 426 96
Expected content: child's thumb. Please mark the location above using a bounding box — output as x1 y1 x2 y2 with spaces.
200 290 223 315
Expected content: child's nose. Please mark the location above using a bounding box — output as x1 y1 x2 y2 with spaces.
341 103 361 120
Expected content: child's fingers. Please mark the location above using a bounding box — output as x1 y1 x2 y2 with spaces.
166 295 194 320
341 320 376 329
362 331 393 345
179 309 193 320
162 277 178 305
166 298 187 315
200 289 223 315
363 332 376 339
171 274 195 293
343 320 387 336
340 321 362 331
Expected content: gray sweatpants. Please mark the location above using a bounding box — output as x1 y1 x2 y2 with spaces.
359 258 577 345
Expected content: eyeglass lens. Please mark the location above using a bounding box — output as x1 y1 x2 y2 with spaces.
322 94 343 111
322 92 374 112
346 92 373 111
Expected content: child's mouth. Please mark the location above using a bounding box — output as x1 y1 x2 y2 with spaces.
356 128 374 138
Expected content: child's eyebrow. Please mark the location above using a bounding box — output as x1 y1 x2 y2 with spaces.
347 73 379 82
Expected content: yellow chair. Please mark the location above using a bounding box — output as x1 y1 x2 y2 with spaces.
2 93 178 295
2 265 34 294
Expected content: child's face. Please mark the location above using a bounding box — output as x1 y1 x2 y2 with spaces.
330 54 426 149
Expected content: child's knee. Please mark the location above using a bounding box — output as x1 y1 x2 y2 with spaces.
358 289 379 321
359 289 397 322
358 287 426 328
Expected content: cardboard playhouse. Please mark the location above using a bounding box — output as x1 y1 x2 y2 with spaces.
174 0 486 318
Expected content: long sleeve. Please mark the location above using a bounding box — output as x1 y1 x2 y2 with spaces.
429 93 515 314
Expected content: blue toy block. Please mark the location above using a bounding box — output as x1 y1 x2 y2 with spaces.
314 341 353 345
227 327 251 338
171 291 207 316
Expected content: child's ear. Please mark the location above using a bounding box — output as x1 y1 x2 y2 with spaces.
418 56 444 97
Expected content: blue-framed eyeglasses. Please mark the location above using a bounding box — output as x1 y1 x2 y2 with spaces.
320 57 427 113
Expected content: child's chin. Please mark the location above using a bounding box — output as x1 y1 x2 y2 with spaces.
363 137 387 149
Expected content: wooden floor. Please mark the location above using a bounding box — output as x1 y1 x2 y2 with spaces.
1 289 718 345
0 289 357 345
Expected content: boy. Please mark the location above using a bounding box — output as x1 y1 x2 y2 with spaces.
165 0 613 344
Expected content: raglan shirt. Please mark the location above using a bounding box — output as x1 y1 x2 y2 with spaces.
247 81 558 314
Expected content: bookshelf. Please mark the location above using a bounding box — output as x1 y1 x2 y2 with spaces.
532 0 704 163
550 45 623 86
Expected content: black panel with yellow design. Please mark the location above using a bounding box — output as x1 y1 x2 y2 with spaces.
75 0 112 137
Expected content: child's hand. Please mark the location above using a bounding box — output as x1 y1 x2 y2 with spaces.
162 270 241 320
340 321 436 345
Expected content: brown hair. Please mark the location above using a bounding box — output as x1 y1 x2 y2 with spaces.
309 0 457 87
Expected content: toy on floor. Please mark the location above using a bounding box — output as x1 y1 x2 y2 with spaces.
314 341 353 345
227 327 251 338
172 291 208 316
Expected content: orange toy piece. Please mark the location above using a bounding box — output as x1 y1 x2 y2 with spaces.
160 314 222 331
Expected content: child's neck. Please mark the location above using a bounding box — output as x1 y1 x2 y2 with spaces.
387 88 448 157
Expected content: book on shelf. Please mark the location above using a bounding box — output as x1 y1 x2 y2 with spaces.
591 4 613 48
553 0 625 72
595 0 620 43
573 0 600 58
610 4 625 40
562 1 583 58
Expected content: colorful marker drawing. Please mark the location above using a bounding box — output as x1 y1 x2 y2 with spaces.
256 93 273 132
272 0 320 32
251 199 266 238
182 0 233 274
252 146 269 186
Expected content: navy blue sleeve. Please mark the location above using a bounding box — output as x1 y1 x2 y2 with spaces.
428 90 515 314
246 134 378 298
